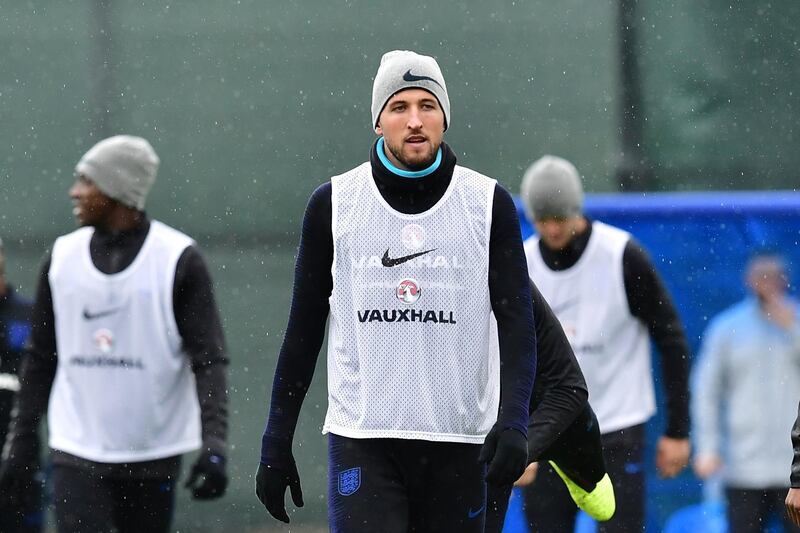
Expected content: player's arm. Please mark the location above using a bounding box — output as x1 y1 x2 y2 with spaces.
479 184 536 486
257 183 333 522
623 241 690 437
526 278 588 461
623 240 691 476
173 245 230 499
690 319 727 479
0 253 56 488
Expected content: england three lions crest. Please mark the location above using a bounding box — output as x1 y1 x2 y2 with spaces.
338 467 361 496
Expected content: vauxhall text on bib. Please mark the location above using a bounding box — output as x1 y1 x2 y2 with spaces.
325 162 499 443
524 221 654 434
48 221 201 462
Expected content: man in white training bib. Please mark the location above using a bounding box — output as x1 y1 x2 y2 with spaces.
0 136 229 533
519 155 691 532
256 50 537 531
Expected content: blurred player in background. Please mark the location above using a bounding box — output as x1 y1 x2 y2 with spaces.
519 155 691 531
256 50 536 531
0 136 229 533
694 251 800 533
0 238 43 532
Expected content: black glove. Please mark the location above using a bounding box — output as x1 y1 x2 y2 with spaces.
478 424 528 486
255 459 304 523
184 450 228 500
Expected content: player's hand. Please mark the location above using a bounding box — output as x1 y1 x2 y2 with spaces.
184 450 228 500
256 460 304 523
655 436 690 478
479 425 528 487
513 462 539 487
693 452 723 479
786 488 800 526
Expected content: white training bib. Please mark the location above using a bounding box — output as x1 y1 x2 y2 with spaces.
48 221 202 462
324 162 499 443
524 221 654 434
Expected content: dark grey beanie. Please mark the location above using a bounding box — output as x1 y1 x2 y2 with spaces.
75 135 159 210
371 50 450 130
520 155 585 221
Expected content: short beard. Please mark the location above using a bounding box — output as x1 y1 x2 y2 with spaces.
385 139 439 171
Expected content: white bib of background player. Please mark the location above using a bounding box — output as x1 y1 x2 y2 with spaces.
325 162 499 443
524 221 655 434
48 221 201 462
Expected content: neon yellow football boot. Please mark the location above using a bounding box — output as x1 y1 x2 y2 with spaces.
549 461 616 521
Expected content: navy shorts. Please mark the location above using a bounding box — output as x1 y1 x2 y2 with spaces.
328 434 487 533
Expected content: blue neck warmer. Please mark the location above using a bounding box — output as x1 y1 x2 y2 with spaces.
376 137 442 178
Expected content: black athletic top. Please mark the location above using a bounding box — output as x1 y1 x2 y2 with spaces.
538 221 691 438
5 218 229 478
261 141 537 465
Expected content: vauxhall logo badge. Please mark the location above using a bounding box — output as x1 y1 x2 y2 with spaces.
93 328 115 354
396 278 420 304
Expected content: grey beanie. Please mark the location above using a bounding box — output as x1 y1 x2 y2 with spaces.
74 135 159 210
520 155 585 221
371 50 451 130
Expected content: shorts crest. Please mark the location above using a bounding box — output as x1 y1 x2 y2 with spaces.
338 467 361 496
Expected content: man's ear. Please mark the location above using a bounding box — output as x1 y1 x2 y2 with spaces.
375 123 383 135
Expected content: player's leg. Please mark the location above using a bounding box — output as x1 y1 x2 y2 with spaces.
408 440 486 533
542 404 607 488
114 477 176 533
52 464 114 533
488 404 610 533
725 487 769 533
522 404 610 529
523 461 579 532
328 434 408 533
541 404 615 522
597 424 645 533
